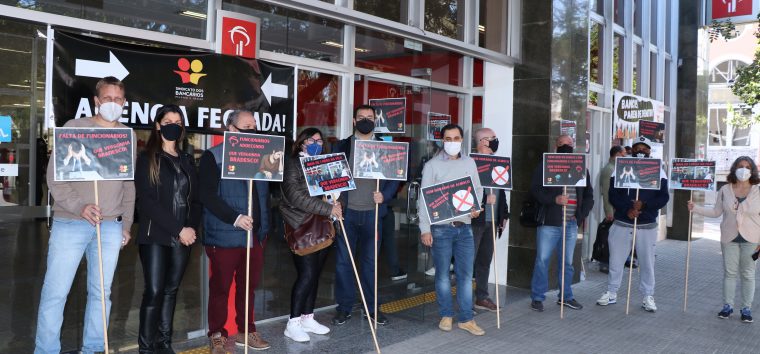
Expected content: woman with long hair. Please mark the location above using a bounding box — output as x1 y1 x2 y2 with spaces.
135 105 201 353
689 156 760 323
279 127 342 342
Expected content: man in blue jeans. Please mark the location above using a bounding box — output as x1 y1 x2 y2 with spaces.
418 124 489 336
529 135 594 312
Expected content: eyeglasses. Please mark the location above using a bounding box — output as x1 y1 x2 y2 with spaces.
99 96 125 105
306 138 324 145
480 136 498 142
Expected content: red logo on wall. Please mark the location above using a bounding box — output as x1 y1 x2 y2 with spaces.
221 17 257 58
712 0 753 19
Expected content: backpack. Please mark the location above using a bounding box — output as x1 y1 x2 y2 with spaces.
592 220 613 263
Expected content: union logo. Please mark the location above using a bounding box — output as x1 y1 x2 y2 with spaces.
174 58 206 85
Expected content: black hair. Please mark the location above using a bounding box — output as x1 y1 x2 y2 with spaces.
354 105 376 119
727 156 760 185
291 127 325 157
609 145 624 157
440 124 464 139
146 104 185 185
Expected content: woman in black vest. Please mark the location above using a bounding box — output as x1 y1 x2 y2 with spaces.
135 105 200 353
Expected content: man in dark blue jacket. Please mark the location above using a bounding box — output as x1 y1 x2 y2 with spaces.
332 105 399 326
596 141 669 312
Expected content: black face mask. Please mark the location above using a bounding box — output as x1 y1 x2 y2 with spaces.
355 118 375 135
556 144 573 154
234 125 257 134
488 138 499 153
160 123 182 141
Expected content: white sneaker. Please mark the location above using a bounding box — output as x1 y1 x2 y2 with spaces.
284 317 310 342
642 296 657 312
596 291 617 306
300 313 330 335
425 267 436 276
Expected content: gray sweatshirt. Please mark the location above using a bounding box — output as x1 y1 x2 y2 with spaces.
417 152 483 234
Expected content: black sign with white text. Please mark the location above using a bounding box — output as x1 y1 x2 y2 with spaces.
614 157 664 190
421 176 480 224
352 140 409 181
543 153 588 187
300 153 356 197
369 98 406 133
53 127 134 181
470 154 512 190
669 159 716 191
221 132 285 181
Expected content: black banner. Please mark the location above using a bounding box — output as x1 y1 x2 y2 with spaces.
352 140 409 181
421 176 480 224
52 31 294 136
369 98 406 133
300 153 356 197
427 113 451 140
638 120 665 144
53 127 134 181
470 153 512 190
221 132 286 181
614 157 664 190
543 153 587 187
669 159 716 191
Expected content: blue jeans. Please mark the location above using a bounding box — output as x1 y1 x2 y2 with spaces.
431 224 475 323
335 209 381 313
530 220 577 302
35 218 123 354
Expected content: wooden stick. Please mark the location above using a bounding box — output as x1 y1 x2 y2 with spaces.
560 186 567 319
684 190 694 312
625 188 641 315
503 220 510 308
244 180 253 353
338 218 382 354
374 179 379 330
94 180 109 353
490 189 500 328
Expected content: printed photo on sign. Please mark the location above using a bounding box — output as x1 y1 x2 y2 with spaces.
542 153 587 187
352 140 409 181
669 159 716 191
300 153 356 197
638 120 665 144
614 157 664 190
427 113 451 141
470 153 512 190
53 127 134 181
369 98 406 133
421 176 481 225
221 131 286 181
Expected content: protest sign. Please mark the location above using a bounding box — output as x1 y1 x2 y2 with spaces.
221 131 286 181
352 140 409 181
614 157 664 190
613 91 665 140
542 153 587 187
369 98 406 133
638 120 665 144
421 176 480 224
669 159 716 191
470 154 512 190
560 120 577 148
300 153 356 197
427 113 451 140
53 127 134 181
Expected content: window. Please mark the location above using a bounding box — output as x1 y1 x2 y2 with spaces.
649 51 657 98
614 34 624 90
664 58 671 103
354 0 408 23
478 0 508 53
633 0 642 37
614 0 625 26
592 0 605 14
590 22 603 85
665 0 672 52
425 0 465 41
650 0 658 41
474 58 484 87
709 60 747 84
297 70 340 140
633 44 641 94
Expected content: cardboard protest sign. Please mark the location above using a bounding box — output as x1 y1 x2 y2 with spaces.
53 127 134 181
427 113 451 140
421 176 481 224
352 140 409 181
542 153 587 187
638 120 665 144
221 131 286 181
470 154 512 190
614 157 664 190
369 98 406 133
613 91 665 140
669 159 716 191
300 153 356 197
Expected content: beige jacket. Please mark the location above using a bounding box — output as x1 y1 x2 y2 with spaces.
692 184 760 244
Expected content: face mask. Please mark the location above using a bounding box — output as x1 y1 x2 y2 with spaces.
488 138 499 153
736 167 752 181
305 143 322 156
556 144 573 154
443 141 462 156
355 119 375 135
234 125 257 134
98 102 123 122
160 123 182 141
633 151 650 158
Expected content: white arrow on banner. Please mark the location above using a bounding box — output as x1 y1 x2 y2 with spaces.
261 74 288 104
75 51 129 81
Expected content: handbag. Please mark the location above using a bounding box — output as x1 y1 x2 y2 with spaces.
284 214 335 256
519 198 545 227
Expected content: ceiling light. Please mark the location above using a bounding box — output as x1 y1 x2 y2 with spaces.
0 47 31 54
321 41 370 53
7 84 31 88
179 10 207 20
478 25 486 32
12 103 31 107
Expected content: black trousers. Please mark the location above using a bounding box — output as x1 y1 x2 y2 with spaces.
290 247 330 318
138 243 191 353
472 222 495 301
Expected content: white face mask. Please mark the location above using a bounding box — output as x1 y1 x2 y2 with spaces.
98 102 123 122
736 167 752 181
443 141 462 157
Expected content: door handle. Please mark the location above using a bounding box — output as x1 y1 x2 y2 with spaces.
406 181 420 222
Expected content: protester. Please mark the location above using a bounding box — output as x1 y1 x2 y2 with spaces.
471 128 510 312
199 110 271 352
597 141 669 312
597 145 626 273
529 135 594 312
689 156 760 323
279 127 341 342
35 76 136 354
332 105 399 326
419 124 487 336
134 105 200 353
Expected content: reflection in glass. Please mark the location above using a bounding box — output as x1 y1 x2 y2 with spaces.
614 34 623 90
354 0 407 23
651 0 658 39
614 0 624 26
478 0 508 53
633 0 641 37
297 70 340 140
425 0 464 40
650 52 657 98
591 0 604 14
633 44 641 95
590 22 603 85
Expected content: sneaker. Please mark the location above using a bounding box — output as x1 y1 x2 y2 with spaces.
391 269 408 281
301 313 330 335
209 332 227 354
530 300 544 312
284 317 310 343
425 267 436 276
439 316 453 331
332 310 351 325
457 320 485 336
717 304 733 319
599 264 609 274
234 332 270 351
740 307 753 323
625 259 639 269
474 298 500 312
363 311 389 325
557 298 584 310
596 291 617 306
642 296 657 312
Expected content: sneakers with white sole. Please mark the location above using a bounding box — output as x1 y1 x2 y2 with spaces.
300 313 330 335
284 317 310 342
596 291 617 306
642 296 657 312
